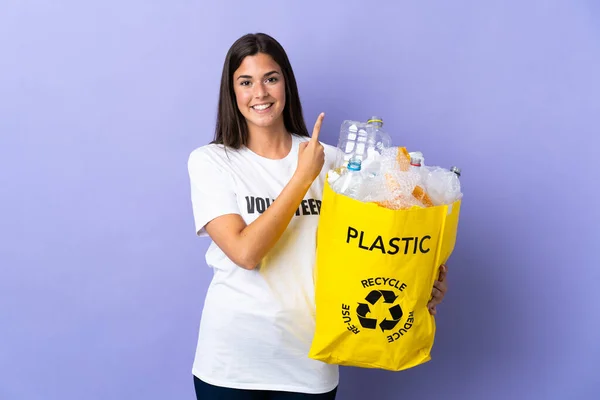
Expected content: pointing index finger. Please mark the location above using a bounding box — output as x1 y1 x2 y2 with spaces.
311 112 325 143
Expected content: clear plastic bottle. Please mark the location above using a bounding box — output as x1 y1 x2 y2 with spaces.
331 158 364 200
408 155 434 207
335 117 391 171
409 152 424 167
447 166 462 203
366 116 390 154
409 154 431 184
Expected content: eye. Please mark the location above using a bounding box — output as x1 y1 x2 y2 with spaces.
240 80 251 87
266 77 278 84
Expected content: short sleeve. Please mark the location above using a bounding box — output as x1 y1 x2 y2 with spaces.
187 149 241 237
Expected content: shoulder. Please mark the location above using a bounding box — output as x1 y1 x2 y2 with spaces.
187 144 239 190
188 143 240 170
188 143 226 161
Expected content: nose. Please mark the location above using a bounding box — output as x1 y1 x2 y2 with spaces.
253 82 268 99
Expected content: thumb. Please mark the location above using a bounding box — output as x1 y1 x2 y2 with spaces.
438 264 447 282
298 142 309 151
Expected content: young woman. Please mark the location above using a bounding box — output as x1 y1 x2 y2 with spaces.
187 32 448 400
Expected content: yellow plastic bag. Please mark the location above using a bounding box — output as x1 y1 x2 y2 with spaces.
309 178 461 371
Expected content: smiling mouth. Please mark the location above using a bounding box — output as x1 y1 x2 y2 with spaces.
251 103 273 111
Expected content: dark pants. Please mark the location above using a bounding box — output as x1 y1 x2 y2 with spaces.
194 376 338 400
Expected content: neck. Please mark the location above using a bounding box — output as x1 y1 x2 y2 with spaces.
246 120 292 159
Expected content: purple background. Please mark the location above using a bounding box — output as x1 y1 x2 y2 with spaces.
1 0 599 399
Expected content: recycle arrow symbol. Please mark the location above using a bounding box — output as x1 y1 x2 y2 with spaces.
356 302 377 329
365 290 398 305
379 304 404 331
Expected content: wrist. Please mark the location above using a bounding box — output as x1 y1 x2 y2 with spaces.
290 171 314 192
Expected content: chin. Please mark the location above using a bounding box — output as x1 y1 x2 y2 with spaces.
246 113 284 129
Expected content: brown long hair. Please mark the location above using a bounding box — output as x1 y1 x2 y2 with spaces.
212 33 309 148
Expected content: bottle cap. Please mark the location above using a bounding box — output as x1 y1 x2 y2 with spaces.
347 158 362 171
409 151 424 166
367 116 383 126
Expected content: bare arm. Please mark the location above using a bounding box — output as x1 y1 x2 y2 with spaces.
205 113 326 270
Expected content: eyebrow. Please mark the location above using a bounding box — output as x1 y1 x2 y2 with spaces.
236 70 280 80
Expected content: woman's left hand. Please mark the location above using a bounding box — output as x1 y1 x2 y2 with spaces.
427 264 448 315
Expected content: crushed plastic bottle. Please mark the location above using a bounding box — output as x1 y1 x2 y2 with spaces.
423 166 462 205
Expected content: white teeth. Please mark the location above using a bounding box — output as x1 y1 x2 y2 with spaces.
252 103 272 111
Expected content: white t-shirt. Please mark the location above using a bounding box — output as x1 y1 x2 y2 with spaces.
187 133 339 394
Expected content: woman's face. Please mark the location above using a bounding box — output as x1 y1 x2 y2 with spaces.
232 53 286 131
